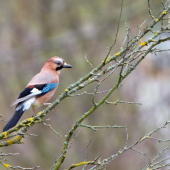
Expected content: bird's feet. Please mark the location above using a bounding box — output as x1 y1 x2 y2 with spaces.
44 103 52 106
32 107 37 116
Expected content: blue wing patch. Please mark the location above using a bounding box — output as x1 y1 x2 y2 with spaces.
41 83 58 93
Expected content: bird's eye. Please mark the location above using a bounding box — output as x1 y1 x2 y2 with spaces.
56 61 61 66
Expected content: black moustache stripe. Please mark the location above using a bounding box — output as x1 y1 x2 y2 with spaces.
56 66 63 71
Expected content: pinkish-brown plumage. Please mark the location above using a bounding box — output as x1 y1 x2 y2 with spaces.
3 56 72 132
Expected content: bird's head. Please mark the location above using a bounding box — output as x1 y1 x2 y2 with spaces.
44 56 72 74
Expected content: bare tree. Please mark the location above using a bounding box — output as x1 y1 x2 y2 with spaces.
1 0 170 169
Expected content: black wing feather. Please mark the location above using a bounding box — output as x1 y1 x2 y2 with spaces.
17 84 47 99
13 83 57 107
17 87 32 99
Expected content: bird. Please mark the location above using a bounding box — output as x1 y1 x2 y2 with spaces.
3 56 72 132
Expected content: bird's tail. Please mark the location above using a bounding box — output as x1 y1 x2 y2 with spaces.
3 105 25 132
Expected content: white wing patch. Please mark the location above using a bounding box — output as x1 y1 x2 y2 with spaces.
31 88 41 93
11 90 42 106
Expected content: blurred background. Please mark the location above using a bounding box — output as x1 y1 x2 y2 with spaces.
0 0 170 169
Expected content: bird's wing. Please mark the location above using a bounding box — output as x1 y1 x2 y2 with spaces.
11 83 58 106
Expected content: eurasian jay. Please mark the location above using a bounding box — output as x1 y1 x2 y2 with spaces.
3 56 72 132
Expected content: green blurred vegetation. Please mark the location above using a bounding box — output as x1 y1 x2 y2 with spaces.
0 0 170 170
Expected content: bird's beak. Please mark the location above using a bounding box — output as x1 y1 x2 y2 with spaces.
63 63 72 68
